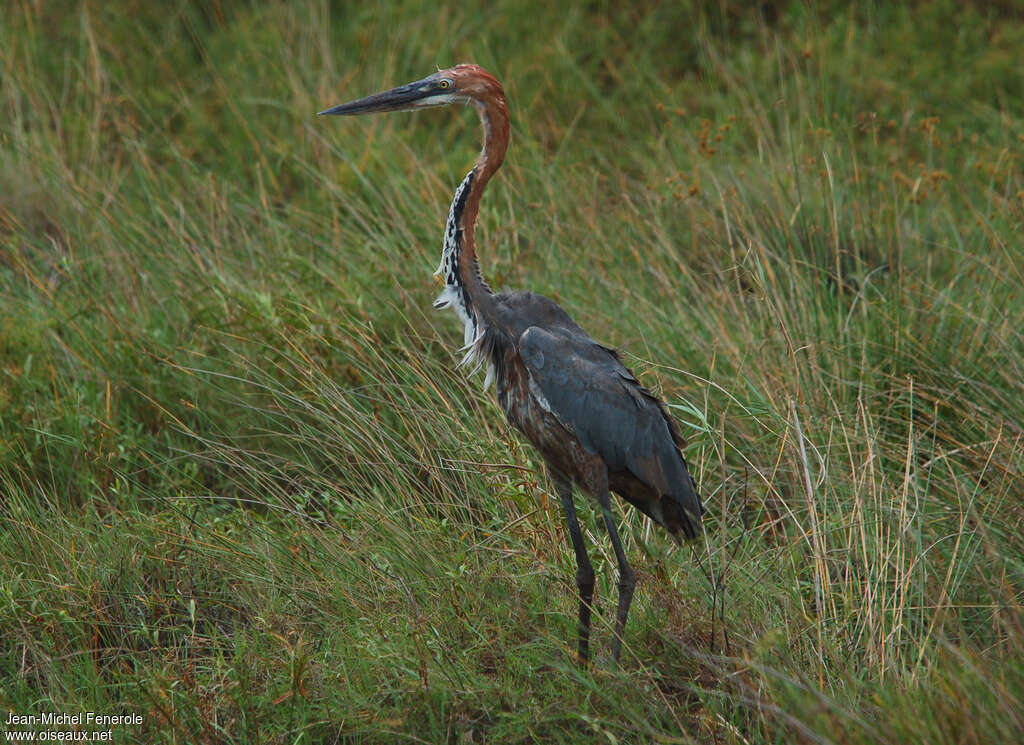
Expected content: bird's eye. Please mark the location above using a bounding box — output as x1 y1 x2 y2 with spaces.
438 79 452 90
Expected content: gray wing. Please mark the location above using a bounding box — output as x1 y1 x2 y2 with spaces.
518 325 702 535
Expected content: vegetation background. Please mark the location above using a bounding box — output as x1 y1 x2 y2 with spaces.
2 0 1022 742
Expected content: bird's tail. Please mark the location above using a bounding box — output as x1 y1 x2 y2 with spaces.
664 466 703 543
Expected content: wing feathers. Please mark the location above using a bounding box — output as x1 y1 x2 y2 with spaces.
519 326 702 534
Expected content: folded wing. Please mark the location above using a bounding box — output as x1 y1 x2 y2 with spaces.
518 325 703 539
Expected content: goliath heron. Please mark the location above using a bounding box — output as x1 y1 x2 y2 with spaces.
320 65 702 664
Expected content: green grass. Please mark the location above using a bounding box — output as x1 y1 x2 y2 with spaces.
2 0 1023 742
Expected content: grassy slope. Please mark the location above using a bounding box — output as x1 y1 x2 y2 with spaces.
2 1 1023 742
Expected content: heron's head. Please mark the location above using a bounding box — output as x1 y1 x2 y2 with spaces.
318 64 504 117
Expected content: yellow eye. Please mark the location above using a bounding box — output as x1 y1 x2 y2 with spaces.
439 79 452 90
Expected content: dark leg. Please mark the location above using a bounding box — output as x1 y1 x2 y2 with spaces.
597 486 636 664
556 475 594 665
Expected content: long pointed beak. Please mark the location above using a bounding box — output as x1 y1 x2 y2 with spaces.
318 76 443 116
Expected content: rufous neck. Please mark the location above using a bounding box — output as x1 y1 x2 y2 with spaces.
456 95 510 315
